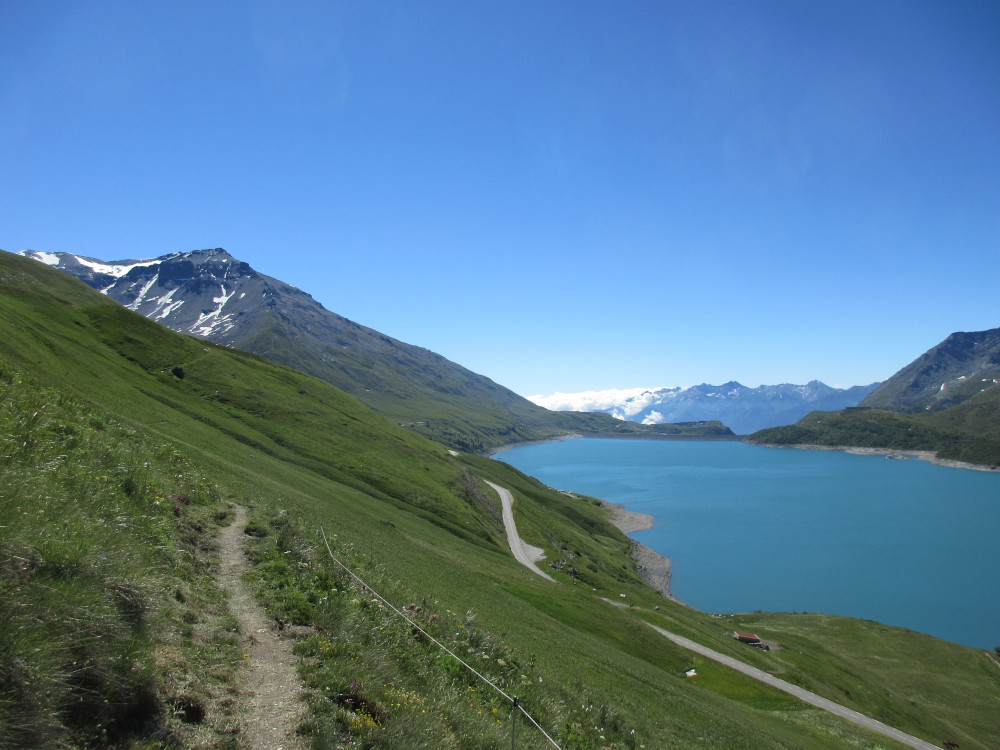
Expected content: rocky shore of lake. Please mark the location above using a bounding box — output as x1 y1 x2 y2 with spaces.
603 501 681 602
754 443 1000 472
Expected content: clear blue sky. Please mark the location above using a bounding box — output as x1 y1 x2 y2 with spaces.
3 1 999 396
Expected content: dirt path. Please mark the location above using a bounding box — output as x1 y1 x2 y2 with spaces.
485 481 555 582
219 506 308 750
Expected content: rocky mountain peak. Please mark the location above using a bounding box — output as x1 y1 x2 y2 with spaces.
861 327 1000 412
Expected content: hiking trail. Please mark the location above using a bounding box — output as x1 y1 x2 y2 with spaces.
219 505 308 750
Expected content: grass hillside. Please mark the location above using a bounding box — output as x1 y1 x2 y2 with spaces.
229 302 732 452
34 248 731 452
754 326 1000 466
2 250 998 749
747 397 1000 468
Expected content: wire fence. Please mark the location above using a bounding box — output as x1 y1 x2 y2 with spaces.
320 526 562 749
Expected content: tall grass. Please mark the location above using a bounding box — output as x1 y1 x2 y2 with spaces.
245 506 636 750
0 368 232 748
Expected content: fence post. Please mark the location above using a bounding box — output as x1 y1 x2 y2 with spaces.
511 696 519 750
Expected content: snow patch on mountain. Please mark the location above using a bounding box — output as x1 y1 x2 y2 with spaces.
190 285 237 337
151 287 185 320
28 251 62 266
73 255 160 278
126 274 159 310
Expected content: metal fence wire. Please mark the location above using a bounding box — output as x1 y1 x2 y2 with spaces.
320 527 562 749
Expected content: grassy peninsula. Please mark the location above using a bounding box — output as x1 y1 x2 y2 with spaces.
2 251 998 749
747 402 1000 469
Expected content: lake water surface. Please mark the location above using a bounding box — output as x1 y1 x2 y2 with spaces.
495 438 1000 649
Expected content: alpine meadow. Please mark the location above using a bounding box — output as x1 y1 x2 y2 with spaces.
3 252 999 749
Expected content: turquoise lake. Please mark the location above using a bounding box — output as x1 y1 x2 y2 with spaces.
495 438 1000 649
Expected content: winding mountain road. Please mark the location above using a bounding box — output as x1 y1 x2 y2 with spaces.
485 479 939 748
645 623 942 750
486 481 555 582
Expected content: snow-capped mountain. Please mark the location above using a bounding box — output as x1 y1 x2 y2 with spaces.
18 247 710 451
20 248 284 343
529 380 880 435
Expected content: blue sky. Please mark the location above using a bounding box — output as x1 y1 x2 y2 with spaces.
3 1 999 396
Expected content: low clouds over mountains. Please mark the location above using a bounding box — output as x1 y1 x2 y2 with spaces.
529 381 879 435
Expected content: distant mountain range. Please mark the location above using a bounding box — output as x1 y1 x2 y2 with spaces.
17 248 729 450
530 381 879 435
748 326 1000 467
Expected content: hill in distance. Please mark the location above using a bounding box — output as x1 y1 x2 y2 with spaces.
861 327 1000 412
748 327 1000 468
531 380 879 435
18 247 730 451
3 250 998 749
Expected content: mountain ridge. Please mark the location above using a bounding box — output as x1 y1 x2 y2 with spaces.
860 326 1000 412
19 248 730 450
748 327 1000 467
531 379 879 434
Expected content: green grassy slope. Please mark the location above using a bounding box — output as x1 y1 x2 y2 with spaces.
2 251 998 749
232 305 731 452
747 398 1000 467
36 247 732 452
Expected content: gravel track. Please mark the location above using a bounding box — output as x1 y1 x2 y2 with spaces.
485 481 555 582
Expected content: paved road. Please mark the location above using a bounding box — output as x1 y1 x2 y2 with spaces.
646 623 942 750
486 481 555 582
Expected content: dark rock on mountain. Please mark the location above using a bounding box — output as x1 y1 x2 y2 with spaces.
861 327 1000 412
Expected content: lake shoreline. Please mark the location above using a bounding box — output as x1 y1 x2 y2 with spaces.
752 442 1000 473
484 433 583 457
603 501 682 603
486 439 683 600
488 433 1000 474
496 437 998 647
486 431 742 457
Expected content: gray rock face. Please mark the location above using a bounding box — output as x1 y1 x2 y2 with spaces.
20 248 294 343
860 328 1000 412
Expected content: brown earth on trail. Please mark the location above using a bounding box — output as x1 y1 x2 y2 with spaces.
218 505 309 750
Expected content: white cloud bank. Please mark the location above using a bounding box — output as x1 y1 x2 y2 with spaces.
527 386 683 420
